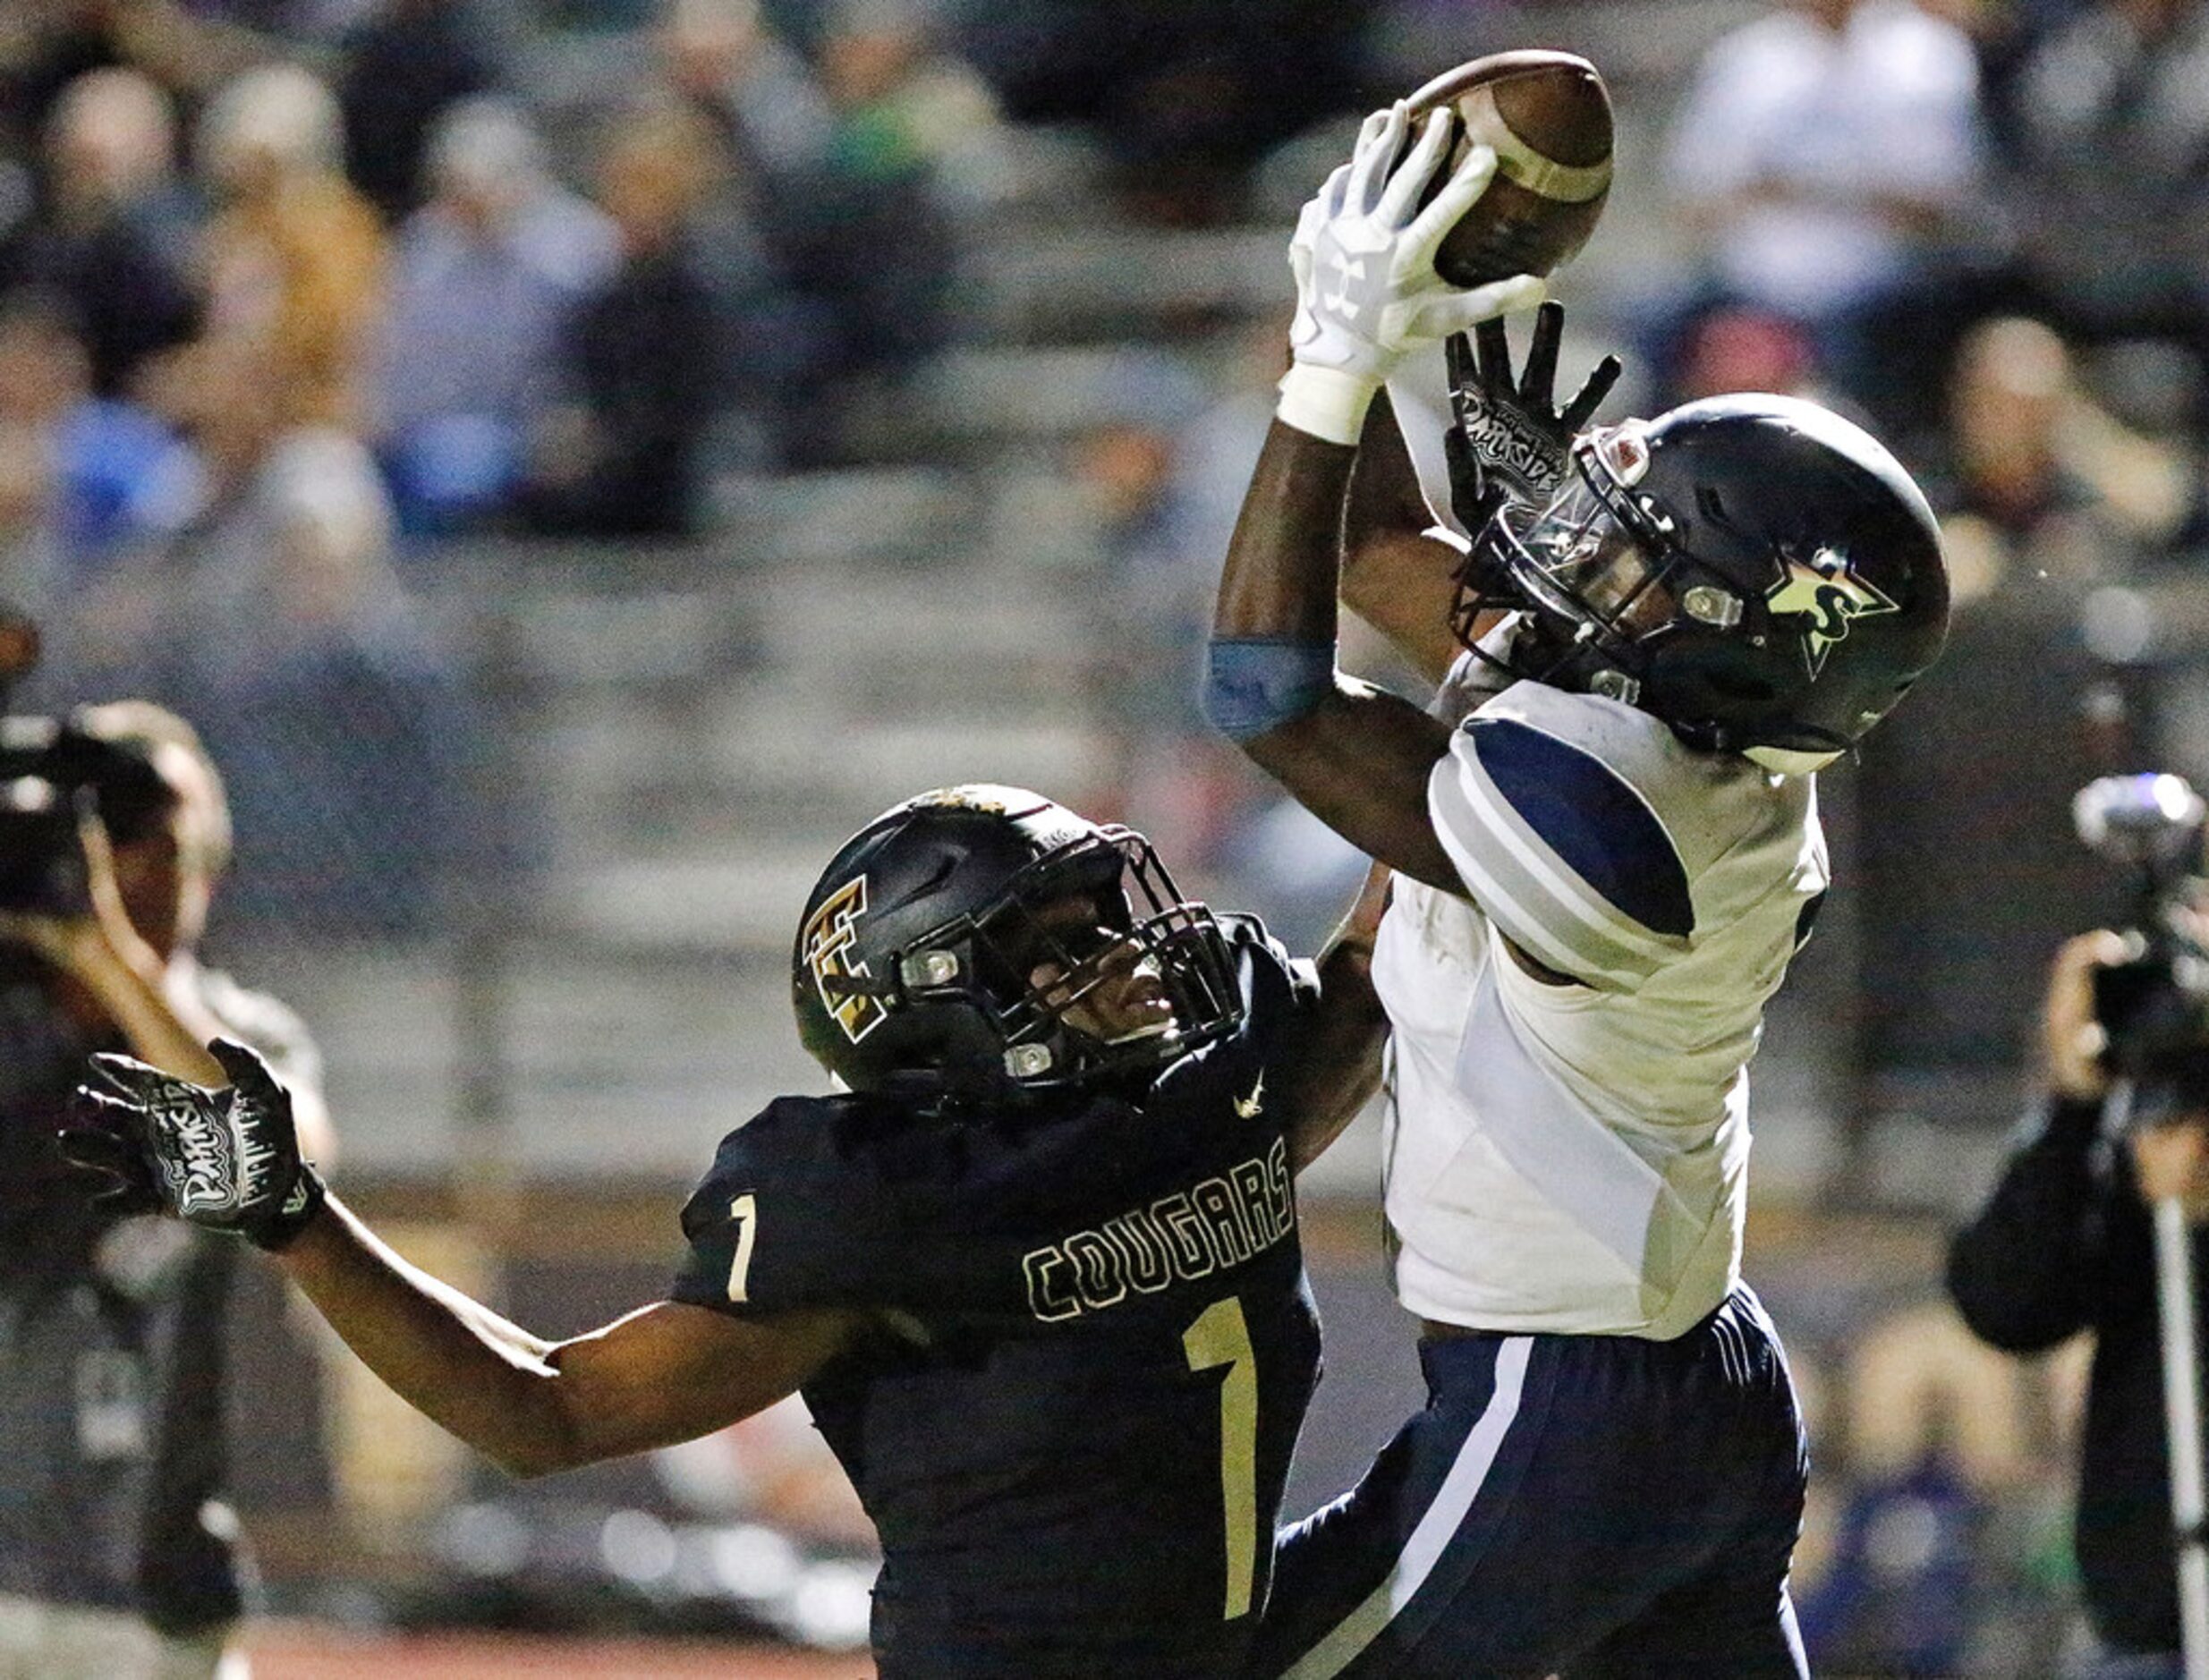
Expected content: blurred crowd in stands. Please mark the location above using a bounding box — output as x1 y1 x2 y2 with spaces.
0 0 2204 944
0 0 1366 539
0 0 1381 943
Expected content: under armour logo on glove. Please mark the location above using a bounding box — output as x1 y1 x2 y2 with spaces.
1320 257 1367 319
64 1039 325 1252
1287 104 1543 386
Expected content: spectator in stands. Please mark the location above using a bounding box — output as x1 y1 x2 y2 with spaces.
0 697 330 1680
1658 0 1990 428
1993 0 2209 410
0 0 275 157
662 0 981 449
658 0 835 178
522 95 728 535
0 292 200 644
0 293 79 633
195 61 387 436
1671 304 1829 406
82 330 477 936
802 0 981 386
818 0 1002 202
332 0 494 224
1926 315 2191 604
371 97 618 536
1 68 200 401
653 0 853 462
1844 314 2162 1090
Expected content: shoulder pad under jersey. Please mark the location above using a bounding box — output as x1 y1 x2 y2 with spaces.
1428 682 1798 988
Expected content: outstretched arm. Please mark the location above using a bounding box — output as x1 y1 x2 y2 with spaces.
1204 104 1542 889
67 1043 856 1478
280 1199 853 1477
1216 416 1464 888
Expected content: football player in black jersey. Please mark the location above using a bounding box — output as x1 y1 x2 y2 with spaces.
61 783 1389 1678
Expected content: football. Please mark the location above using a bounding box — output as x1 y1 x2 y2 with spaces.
1406 49 1614 288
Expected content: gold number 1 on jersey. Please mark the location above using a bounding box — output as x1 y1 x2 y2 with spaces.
725 1193 758 1303
1183 1294 1258 1619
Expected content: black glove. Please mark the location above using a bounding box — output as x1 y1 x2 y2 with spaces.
63 1038 326 1252
1442 300 1623 535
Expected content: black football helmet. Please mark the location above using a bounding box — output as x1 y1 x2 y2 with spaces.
791 785 1244 1105
1451 393 1951 768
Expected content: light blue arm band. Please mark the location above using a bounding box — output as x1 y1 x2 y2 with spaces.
1202 637 1338 742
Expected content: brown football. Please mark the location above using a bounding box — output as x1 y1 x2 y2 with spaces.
1405 49 1613 287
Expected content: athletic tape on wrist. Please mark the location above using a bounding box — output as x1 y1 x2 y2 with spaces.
1276 363 1381 446
1202 637 1337 740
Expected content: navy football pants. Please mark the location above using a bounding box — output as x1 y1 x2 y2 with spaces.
1251 1285 1809 1678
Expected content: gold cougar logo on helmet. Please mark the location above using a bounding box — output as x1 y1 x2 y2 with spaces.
802 878 888 1043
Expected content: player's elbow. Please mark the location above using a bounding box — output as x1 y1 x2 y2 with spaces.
479 1381 609 1480
1201 637 1337 752
481 1417 595 1481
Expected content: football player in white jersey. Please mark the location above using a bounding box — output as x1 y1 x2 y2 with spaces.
1203 104 1950 1675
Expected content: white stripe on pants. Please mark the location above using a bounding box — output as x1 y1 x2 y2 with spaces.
1280 1336 1534 1679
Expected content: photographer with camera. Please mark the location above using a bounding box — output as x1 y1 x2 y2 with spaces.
0 699 328 1679
1949 776 2209 1677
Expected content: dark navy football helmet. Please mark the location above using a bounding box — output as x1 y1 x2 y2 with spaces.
791 785 1243 1105
1452 393 1951 768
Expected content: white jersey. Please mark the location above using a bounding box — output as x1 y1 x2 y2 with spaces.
1375 675 1827 1340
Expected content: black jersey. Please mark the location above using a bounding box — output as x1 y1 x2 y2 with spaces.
671 914 1325 1677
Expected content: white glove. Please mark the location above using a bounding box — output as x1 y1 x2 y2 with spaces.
1280 104 1544 445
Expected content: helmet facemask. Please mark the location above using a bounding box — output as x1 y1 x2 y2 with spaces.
1487 477 1677 659
827 828 1244 1103
1457 428 1729 700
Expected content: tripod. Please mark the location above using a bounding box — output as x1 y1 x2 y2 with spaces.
2155 1184 2209 1680
2113 1079 2209 1679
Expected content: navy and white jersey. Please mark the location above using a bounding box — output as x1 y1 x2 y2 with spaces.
1377 675 1827 1338
670 915 1324 1678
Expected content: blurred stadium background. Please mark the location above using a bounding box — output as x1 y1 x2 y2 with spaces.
7 0 2209 1672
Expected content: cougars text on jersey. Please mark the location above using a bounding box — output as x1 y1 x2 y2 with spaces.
1023 1133 1295 1321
